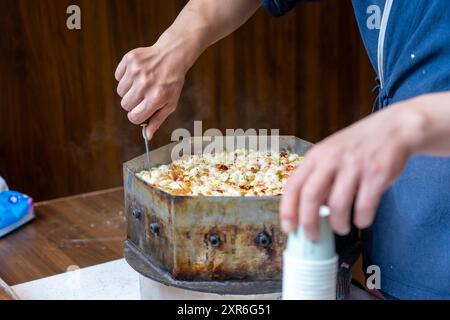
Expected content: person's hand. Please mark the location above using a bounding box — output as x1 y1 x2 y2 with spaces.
115 35 190 139
114 0 263 139
280 99 427 239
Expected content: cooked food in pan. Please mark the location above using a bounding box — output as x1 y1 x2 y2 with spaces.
137 149 303 196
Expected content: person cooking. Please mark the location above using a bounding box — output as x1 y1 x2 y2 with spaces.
115 0 450 299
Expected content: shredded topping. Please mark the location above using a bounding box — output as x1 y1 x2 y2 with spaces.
137 149 304 196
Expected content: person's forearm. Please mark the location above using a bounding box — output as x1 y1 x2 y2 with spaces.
404 92 450 156
115 0 262 138
156 0 261 72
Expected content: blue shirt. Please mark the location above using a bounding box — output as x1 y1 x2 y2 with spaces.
264 0 450 299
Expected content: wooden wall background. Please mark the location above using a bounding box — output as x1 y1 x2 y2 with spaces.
0 0 375 201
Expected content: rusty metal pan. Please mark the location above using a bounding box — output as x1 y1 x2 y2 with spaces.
123 136 313 294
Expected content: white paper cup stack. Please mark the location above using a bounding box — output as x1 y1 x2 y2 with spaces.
282 253 338 300
282 206 338 300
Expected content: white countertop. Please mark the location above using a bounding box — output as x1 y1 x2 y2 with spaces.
12 259 376 300
12 259 140 300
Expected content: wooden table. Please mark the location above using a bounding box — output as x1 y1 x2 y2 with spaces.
0 188 126 286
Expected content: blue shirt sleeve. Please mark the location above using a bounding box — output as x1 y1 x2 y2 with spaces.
262 0 318 17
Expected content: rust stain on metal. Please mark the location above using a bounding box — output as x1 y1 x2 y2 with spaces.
172 223 285 281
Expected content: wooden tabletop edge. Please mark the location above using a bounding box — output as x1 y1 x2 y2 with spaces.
35 187 124 206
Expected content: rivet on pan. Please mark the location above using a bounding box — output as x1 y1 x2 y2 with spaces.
209 234 221 248
132 208 142 220
255 231 272 248
150 223 160 236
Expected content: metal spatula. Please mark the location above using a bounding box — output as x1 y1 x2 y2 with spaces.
141 122 151 169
